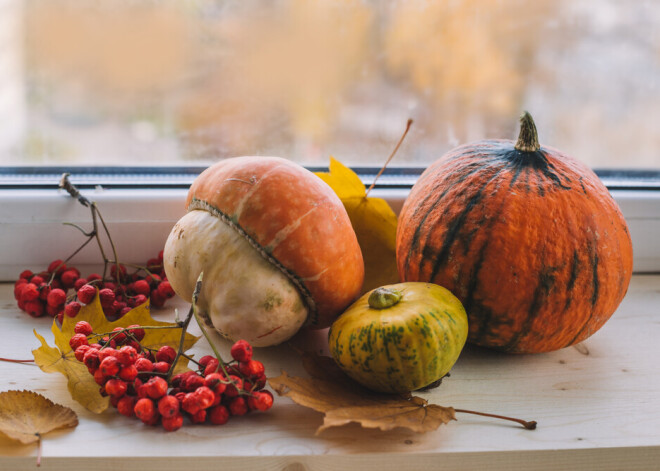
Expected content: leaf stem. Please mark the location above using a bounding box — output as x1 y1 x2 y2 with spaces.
365 118 413 198
455 408 537 430
0 357 35 363
36 433 42 467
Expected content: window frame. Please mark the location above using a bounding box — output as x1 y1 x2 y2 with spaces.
0 166 658 281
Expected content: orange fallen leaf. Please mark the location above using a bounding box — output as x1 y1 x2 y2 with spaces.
316 157 399 293
0 390 78 445
269 352 456 434
32 295 199 413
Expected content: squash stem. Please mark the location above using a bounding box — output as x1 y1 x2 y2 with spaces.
514 111 540 152
455 408 537 430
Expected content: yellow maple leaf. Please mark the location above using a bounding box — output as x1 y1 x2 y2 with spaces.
32 295 199 414
316 157 399 293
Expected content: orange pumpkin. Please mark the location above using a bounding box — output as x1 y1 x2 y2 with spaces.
165 157 364 345
396 113 633 353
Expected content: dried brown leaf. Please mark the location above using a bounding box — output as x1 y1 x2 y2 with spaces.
269 370 455 434
0 390 78 444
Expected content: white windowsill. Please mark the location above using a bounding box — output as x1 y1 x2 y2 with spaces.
1 275 659 470
0 187 657 281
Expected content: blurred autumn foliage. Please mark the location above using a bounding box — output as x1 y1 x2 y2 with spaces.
9 0 660 167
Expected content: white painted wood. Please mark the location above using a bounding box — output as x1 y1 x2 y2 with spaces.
1 187 658 281
0 276 659 470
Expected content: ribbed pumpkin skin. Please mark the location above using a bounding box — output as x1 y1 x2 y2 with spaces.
187 156 364 328
328 282 468 393
396 140 633 353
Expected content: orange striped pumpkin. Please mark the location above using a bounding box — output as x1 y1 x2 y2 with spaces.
165 157 364 345
396 113 633 353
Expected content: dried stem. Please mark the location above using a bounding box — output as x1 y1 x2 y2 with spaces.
455 408 537 430
0 357 36 363
36 433 42 467
365 118 413 198
167 306 195 381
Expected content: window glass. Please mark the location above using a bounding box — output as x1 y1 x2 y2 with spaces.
1 0 658 168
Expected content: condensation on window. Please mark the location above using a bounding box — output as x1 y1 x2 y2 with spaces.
1 0 658 168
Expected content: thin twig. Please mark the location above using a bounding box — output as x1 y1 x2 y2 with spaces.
0 357 35 363
455 408 537 430
365 118 413 198
166 306 195 381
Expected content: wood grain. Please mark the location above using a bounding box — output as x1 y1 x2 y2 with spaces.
1 276 659 470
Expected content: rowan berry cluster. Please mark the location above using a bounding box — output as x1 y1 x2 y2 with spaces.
70 323 272 431
14 253 175 323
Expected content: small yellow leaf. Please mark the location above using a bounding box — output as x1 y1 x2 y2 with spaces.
316 157 399 293
0 390 78 444
32 295 199 413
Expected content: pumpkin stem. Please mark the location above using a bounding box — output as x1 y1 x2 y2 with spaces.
514 111 540 152
368 287 402 309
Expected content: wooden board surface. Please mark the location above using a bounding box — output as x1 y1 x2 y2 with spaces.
1 276 659 470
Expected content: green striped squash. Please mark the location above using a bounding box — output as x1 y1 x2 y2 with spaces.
328 282 468 393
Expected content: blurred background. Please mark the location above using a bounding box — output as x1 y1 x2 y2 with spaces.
0 0 658 168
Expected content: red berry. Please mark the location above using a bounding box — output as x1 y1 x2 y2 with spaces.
150 289 166 308
21 283 39 302
74 345 91 362
99 356 120 377
161 413 183 431
133 279 151 296
158 395 180 418
31 276 46 286
98 348 118 363
69 333 89 350
119 364 138 381
98 289 115 309
47 288 67 308
224 376 243 398
48 260 66 274
87 273 102 282
19 269 33 280
103 282 117 292
153 361 170 374
100 336 116 349
181 393 202 415
190 409 207 424
116 345 138 366
74 321 93 336
105 378 128 398
83 348 101 369
194 386 216 409
110 264 127 281
134 398 157 422
57 312 64 325
77 284 96 304
208 405 230 425
25 300 45 317
204 373 228 394
203 358 220 376
228 396 248 416
118 307 132 318
135 357 154 372
158 250 164 261
145 376 168 399
46 303 60 317
64 301 82 318
126 325 145 341
60 269 80 289
157 281 175 299
182 373 205 392
146 273 161 286
230 340 253 362
239 360 265 378
117 395 136 417
156 346 176 364
13 279 27 300
93 368 107 386
111 327 127 345
130 294 148 308
198 355 215 369
73 278 87 291
146 258 160 270
248 390 273 411
38 284 51 301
